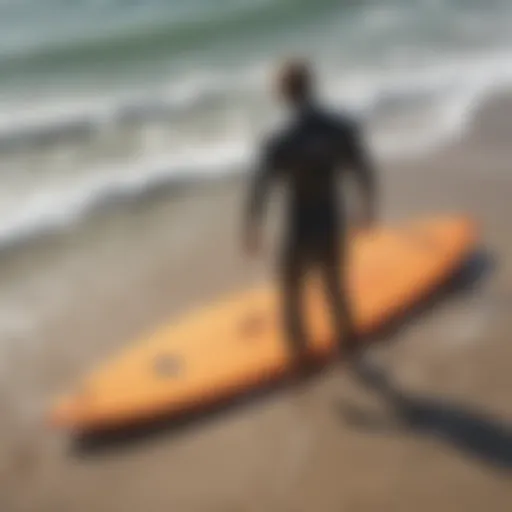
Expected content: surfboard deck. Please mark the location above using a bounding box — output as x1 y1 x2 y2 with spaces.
49 215 478 432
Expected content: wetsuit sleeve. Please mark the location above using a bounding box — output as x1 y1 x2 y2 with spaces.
344 120 377 216
244 138 281 232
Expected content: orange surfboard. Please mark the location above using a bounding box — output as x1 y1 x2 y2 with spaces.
50 216 477 432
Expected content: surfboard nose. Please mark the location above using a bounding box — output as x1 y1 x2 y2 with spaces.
49 384 95 429
49 396 79 429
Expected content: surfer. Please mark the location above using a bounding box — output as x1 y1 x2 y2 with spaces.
243 59 377 373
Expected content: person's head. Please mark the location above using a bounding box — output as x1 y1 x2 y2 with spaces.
275 58 314 108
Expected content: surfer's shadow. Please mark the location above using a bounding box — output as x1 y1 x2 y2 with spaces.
339 361 512 471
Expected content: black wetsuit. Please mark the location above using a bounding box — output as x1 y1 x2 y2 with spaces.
246 102 376 360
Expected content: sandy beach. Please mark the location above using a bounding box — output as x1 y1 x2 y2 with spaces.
0 88 512 512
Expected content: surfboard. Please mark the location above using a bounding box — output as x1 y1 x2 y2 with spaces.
49 215 477 432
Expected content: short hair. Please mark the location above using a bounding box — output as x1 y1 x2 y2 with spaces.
276 58 313 103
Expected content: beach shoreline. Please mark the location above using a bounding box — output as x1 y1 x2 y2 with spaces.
1 88 512 511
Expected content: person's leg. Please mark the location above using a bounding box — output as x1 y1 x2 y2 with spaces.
279 243 311 374
317 235 359 359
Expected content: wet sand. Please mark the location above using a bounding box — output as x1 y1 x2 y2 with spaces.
1 91 512 512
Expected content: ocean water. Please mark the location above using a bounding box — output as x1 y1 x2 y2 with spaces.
0 0 511 248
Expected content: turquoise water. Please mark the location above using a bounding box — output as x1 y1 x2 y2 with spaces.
0 0 511 247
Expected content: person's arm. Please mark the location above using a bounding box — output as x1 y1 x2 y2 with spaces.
345 120 377 227
243 140 279 255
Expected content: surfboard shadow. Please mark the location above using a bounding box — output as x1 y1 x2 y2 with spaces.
339 359 512 471
71 248 494 458
70 374 301 458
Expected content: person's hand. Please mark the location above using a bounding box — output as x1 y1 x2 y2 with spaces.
243 227 262 258
358 200 377 232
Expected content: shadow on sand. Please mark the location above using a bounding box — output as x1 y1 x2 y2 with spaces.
340 358 512 471
71 249 496 458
